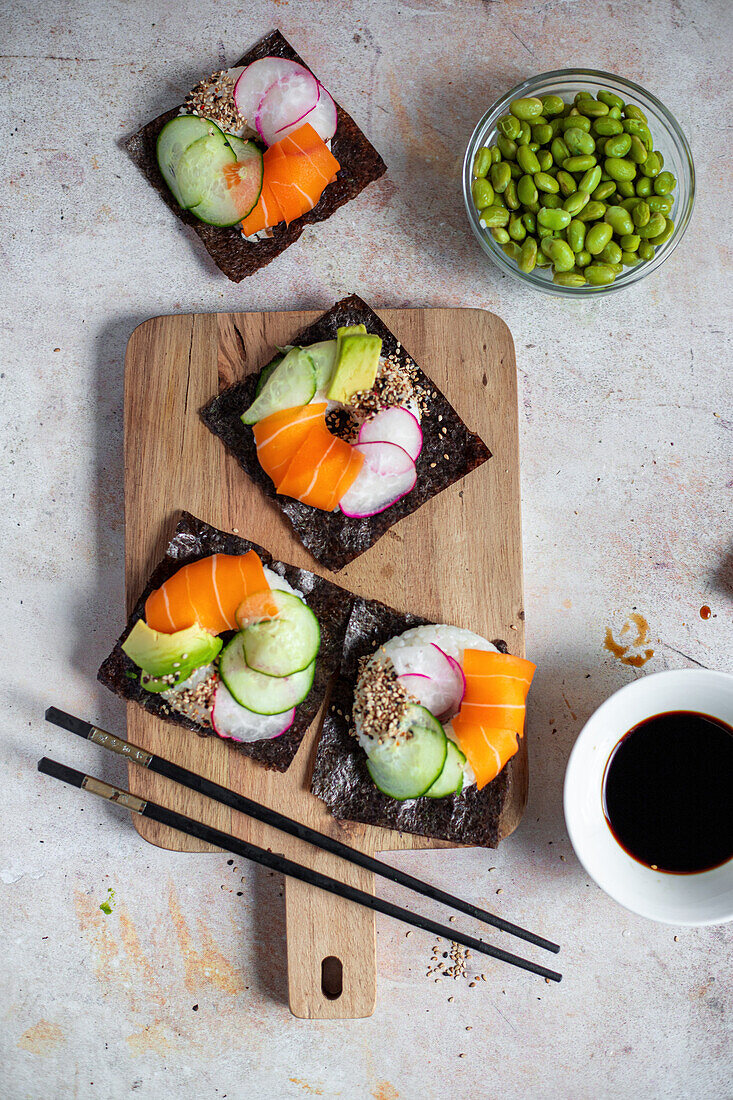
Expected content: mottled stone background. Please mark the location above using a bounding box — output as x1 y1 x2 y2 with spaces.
1 1 731 1097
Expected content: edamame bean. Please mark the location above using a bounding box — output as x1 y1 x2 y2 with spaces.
605 205 634 235
510 97 544 121
592 180 616 201
473 147 492 178
616 178 636 197
619 197 640 211
605 157 636 182
622 251 641 265
518 237 538 272
654 171 676 195
593 117 624 136
508 161 524 179
504 179 520 210
490 145 502 164
563 190 591 216
535 171 560 193
629 135 648 164
517 145 540 174
537 224 554 239
575 249 592 268
623 119 652 148
480 205 510 227
623 103 647 122
502 241 522 261
635 176 653 196
638 212 666 238
517 121 532 146
649 217 674 247
608 105 622 119
522 211 537 232
578 165 603 193
540 192 562 208
490 226 511 243
620 233 641 252
562 114 591 133
498 114 521 140
535 250 551 267
564 127 596 156
638 241 655 261
586 222 614 254
599 240 622 265
553 271 587 286
497 135 518 160
577 97 609 118
537 149 553 172
517 174 539 206
640 151 661 178
556 169 577 197
576 201 607 222
604 133 632 158
542 94 565 117
567 219 586 252
598 89 625 110
585 263 616 285
632 200 650 228
551 137 570 164
647 194 673 214
532 123 553 145
490 162 511 192
472 178 495 208
538 206 572 230
508 213 526 241
541 237 575 271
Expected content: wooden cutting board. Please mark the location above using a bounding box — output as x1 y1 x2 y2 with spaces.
123 307 524 1019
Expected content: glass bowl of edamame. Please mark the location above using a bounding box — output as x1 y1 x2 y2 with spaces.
463 69 695 295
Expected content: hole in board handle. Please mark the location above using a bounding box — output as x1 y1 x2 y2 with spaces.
321 956 343 1000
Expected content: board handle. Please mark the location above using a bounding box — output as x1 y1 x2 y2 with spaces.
285 855 376 1019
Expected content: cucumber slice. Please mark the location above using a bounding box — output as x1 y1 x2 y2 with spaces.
240 590 320 677
214 134 264 220
241 347 317 425
424 739 466 798
366 705 447 800
304 340 338 391
255 355 284 397
175 131 235 212
156 115 227 208
219 632 315 714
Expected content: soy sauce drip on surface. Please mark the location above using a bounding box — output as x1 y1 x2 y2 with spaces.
602 711 733 874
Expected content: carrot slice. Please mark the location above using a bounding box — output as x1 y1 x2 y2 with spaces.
254 403 328 483
276 423 361 511
450 720 519 790
462 649 536 683
145 551 277 634
239 123 340 233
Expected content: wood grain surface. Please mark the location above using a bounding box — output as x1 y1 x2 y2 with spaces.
123 306 523 1018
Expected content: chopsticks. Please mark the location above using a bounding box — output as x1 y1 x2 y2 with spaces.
37 755 561 982
46 706 560 956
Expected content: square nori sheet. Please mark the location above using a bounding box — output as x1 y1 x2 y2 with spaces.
97 511 355 772
125 29 387 282
311 596 511 848
201 294 492 572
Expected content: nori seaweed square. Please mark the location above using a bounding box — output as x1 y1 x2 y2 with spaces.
97 511 354 772
311 596 511 848
201 294 492 572
125 30 387 282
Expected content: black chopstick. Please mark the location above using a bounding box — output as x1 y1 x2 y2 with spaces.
45 706 559 955
37 756 562 982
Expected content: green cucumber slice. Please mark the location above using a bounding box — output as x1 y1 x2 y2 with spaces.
220 633 315 714
156 115 228 208
241 347 317 424
254 355 284 397
181 134 263 227
214 134 264 220
304 340 338 391
240 591 320 677
366 705 447 800
175 131 235 212
424 739 467 798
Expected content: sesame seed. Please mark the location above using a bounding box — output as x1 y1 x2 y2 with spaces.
466 1026 472 1031
496 888 503 894
448 996 454 1003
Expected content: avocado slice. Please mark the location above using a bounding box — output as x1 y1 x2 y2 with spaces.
122 620 222 694
327 332 382 403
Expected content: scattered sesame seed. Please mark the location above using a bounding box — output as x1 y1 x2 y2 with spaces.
469 982 476 988
405 931 412 937
430 462 437 468
449 916 456 923
458 1053 465 1058
448 996 454 1003
466 1026 472 1031
496 888 503 894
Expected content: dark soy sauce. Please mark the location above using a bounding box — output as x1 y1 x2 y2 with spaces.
602 711 733 874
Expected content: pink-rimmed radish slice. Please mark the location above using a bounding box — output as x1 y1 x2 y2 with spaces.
211 680 295 742
277 82 338 143
389 644 461 718
339 441 416 517
234 57 314 127
358 407 423 461
255 71 320 146
430 644 466 718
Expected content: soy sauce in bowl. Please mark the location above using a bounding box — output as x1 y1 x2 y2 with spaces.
602 711 733 874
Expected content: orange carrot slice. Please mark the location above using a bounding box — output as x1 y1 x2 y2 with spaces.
450 719 519 790
254 403 328 484
276 423 363 511
145 551 277 634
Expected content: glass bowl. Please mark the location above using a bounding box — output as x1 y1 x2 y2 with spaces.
462 69 695 297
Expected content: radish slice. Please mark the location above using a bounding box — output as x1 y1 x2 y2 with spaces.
234 57 314 127
339 442 416 517
280 82 338 142
255 71 320 147
358 407 423 461
211 680 295 742
389 644 461 718
430 644 466 718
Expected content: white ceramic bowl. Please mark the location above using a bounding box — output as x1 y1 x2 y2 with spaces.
564 669 733 925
